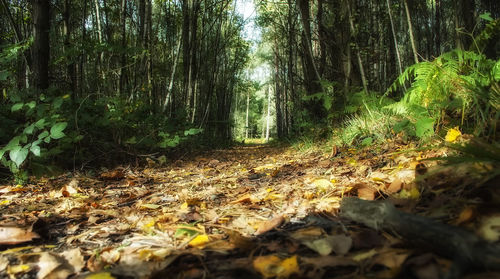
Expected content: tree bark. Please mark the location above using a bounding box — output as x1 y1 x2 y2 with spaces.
404 0 419 64
32 0 50 91
346 0 368 93
385 0 403 75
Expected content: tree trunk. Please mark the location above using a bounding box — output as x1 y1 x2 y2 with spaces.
265 85 272 142
404 0 419 64
385 0 403 75
32 0 50 91
346 0 368 93
119 0 127 96
63 0 77 96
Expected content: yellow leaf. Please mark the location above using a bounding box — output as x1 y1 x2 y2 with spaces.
85 272 116 279
141 203 161 209
1 246 34 254
312 179 333 192
353 249 377 261
180 202 189 210
188 234 210 247
0 200 10 205
253 255 299 278
7 264 31 274
445 127 461 142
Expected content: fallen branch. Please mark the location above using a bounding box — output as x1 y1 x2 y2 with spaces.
340 197 500 276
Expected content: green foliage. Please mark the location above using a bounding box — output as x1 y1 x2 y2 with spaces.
0 94 68 182
385 49 499 139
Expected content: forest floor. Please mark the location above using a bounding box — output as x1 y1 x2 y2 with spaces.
0 140 499 279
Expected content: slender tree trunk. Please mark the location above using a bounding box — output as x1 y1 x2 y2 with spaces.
434 0 441 55
163 29 182 112
385 0 403 75
245 91 250 139
404 0 419 64
63 0 77 96
93 0 104 83
265 86 272 142
119 0 127 96
32 0 50 91
297 0 323 94
346 0 368 93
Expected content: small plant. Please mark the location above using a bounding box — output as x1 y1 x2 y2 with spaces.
0 94 68 183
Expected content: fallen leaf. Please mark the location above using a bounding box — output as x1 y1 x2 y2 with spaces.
477 215 500 242
252 254 299 278
7 264 31 276
313 179 333 192
37 252 73 279
354 183 377 200
373 249 410 269
83 272 116 279
0 227 39 245
386 178 403 194
100 169 125 180
256 215 285 235
61 248 85 273
188 234 210 248
352 249 377 261
454 206 476 225
445 127 461 142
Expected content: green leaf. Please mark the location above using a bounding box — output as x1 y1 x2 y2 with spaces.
23 124 35 135
184 128 203 136
5 137 21 150
50 122 67 139
479 13 493 21
0 71 9 81
415 117 435 139
492 60 500 82
361 137 373 146
30 145 41 156
11 103 24 112
35 118 46 129
26 101 36 109
9 146 29 167
38 130 49 139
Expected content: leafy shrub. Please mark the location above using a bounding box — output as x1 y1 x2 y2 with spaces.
0 94 69 182
385 49 499 140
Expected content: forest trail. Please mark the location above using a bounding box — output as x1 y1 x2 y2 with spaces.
0 142 499 278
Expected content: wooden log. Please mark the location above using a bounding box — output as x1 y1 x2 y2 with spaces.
340 197 500 276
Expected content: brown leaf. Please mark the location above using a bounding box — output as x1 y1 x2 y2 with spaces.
256 215 285 235
0 227 39 245
354 183 377 201
100 170 125 181
386 178 403 194
454 206 476 225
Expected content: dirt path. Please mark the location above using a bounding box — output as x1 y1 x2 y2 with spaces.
0 143 498 278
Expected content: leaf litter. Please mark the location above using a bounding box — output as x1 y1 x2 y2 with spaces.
0 139 499 279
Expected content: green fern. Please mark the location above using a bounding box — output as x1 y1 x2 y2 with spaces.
385 49 499 137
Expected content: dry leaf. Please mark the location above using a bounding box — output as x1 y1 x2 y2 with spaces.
37 252 74 279
252 255 299 278
61 248 85 273
256 215 285 235
477 215 500 242
354 183 377 200
312 179 333 192
454 206 476 225
386 178 403 194
0 227 39 245
100 169 125 180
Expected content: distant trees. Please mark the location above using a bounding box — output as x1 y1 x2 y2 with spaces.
256 0 500 137
0 0 249 141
